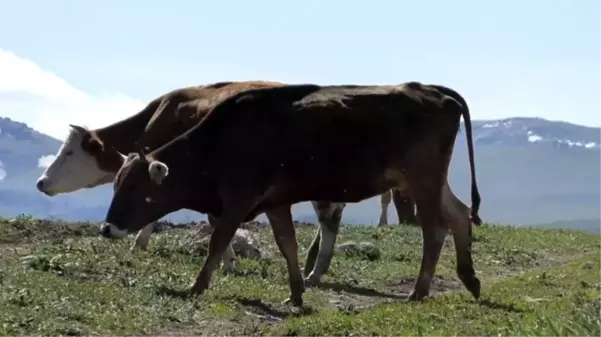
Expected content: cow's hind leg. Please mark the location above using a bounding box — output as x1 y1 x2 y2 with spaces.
378 190 392 226
443 183 481 300
131 223 154 251
408 191 447 301
266 205 305 307
304 201 344 286
208 214 237 274
402 166 448 301
303 229 320 278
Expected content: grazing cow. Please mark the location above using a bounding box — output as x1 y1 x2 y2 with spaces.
100 81 482 307
34 80 421 283
36 81 282 272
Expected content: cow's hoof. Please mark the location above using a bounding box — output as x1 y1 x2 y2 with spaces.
282 296 303 308
406 290 428 302
465 276 481 300
187 283 208 297
303 274 321 287
130 245 147 252
186 288 204 298
220 260 237 274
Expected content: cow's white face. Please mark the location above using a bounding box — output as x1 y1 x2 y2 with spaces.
35 125 125 196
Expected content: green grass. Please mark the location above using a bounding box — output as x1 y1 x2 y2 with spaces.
0 217 599 336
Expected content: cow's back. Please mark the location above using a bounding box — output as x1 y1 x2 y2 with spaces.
193 82 458 149
138 81 285 151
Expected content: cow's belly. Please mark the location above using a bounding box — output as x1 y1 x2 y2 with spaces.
300 182 391 203
272 157 401 204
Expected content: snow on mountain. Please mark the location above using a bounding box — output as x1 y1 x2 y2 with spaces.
471 117 600 149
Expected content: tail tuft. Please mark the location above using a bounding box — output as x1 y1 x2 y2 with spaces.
471 210 482 226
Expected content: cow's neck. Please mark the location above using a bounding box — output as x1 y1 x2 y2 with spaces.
152 136 202 180
152 137 218 213
93 105 157 154
153 132 189 159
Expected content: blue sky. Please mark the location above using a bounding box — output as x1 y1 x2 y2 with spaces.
0 0 599 140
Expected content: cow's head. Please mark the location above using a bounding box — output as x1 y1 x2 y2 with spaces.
100 152 177 239
35 124 127 196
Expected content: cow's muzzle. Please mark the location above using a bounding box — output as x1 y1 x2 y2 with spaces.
100 223 128 239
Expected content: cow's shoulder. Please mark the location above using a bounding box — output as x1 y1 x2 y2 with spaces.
159 85 210 102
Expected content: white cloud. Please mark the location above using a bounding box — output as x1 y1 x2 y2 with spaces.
38 154 56 169
0 161 6 181
0 49 145 140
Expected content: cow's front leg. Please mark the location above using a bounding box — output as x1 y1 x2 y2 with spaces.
266 205 305 307
207 214 237 274
131 223 154 251
188 213 244 296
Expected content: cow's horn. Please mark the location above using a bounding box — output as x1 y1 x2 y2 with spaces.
69 124 87 133
148 160 169 185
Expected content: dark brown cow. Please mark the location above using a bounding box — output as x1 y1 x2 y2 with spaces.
100 81 482 307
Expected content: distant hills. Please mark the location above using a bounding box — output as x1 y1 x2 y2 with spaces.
0 115 599 231
531 218 600 234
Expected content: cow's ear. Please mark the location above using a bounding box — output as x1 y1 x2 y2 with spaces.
148 161 169 185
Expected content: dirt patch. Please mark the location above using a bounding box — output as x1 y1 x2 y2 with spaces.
148 319 242 336
386 274 464 296
309 275 463 313
0 244 24 263
236 298 298 321
146 298 309 336
145 293 317 336
152 275 466 336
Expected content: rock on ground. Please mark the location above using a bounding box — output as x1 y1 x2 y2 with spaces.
181 223 265 259
335 241 382 261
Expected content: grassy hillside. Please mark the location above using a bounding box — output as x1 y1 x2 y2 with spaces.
0 217 599 336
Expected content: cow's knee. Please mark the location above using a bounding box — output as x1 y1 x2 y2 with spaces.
132 223 154 251
220 242 237 273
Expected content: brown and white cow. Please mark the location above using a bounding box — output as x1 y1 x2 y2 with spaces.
100 81 482 307
34 80 420 284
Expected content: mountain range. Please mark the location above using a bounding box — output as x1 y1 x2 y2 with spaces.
0 115 599 231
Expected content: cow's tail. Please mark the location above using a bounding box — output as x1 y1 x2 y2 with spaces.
433 85 482 226
460 95 482 226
